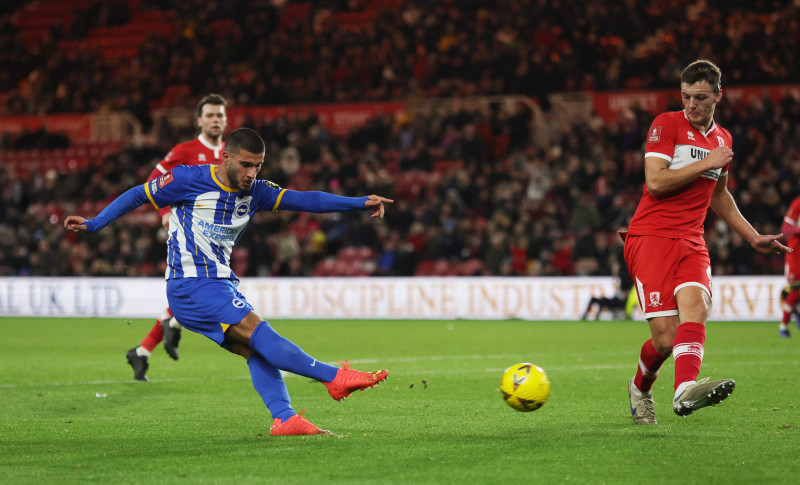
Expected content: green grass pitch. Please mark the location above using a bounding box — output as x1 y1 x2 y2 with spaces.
1 317 798 484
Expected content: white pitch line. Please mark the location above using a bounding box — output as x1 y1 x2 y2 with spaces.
0 375 254 389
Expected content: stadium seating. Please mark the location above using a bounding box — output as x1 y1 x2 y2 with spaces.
0 141 121 177
2 1 798 279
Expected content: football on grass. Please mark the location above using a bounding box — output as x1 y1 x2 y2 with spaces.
500 363 550 412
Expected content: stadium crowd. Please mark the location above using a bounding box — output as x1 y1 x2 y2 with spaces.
1 0 799 117
1 0 799 278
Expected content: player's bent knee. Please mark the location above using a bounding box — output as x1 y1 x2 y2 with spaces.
652 338 674 356
651 326 677 355
648 315 678 355
223 312 263 345
227 342 252 359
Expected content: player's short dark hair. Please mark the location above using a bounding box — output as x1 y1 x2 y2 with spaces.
196 93 227 118
681 59 722 93
226 128 265 155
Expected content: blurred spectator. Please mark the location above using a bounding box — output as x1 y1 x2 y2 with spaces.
1 1 799 278
3 88 798 277
2 1 800 115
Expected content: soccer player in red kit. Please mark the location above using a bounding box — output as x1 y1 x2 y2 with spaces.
779 196 800 337
622 60 790 424
126 93 228 381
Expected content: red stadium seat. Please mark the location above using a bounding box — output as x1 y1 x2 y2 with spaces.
338 246 361 261
457 259 484 276
312 258 336 277
432 259 457 276
356 246 375 260
413 260 435 276
432 159 464 174
491 134 510 158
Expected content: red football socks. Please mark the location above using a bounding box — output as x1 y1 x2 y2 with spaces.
672 321 706 390
781 289 799 324
633 338 668 394
140 321 164 352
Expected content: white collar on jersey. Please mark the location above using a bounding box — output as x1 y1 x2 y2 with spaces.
682 110 716 137
198 134 223 156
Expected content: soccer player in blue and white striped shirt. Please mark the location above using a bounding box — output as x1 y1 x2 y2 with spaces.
65 128 392 436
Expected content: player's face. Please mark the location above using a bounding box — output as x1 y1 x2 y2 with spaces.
198 104 227 142
223 148 264 191
681 81 720 130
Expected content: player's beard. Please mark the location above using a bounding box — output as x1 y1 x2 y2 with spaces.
686 104 715 130
227 165 252 191
226 165 241 190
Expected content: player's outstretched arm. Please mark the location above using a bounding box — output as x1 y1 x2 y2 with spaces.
711 178 792 255
364 195 393 219
277 190 393 216
64 216 88 233
63 185 150 234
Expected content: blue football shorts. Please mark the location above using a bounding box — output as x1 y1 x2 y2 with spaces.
166 278 254 347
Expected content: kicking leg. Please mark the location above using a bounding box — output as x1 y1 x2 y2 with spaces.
671 286 735 416
226 312 389 402
228 342 330 436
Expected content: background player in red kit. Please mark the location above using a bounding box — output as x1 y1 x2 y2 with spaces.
779 195 800 337
126 93 228 381
622 60 790 424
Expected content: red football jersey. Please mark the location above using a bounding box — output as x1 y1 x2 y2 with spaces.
147 135 225 216
627 110 732 243
783 196 800 267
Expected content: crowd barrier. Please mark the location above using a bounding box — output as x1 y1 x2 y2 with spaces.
0 276 785 321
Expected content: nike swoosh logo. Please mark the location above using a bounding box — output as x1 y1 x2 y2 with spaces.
310 360 317 367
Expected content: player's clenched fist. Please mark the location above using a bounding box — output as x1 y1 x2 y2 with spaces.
706 145 733 169
64 216 88 233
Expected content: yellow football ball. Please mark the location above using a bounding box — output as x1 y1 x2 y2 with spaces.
500 363 551 412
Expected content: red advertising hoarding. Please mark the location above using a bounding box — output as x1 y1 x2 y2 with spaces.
592 84 800 121
0 113 92 139
227 101 406 136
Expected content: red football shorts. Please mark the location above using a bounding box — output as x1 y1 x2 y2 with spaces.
623 235 711 319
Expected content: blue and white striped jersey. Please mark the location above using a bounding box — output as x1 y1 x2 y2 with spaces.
83 163 368 281
145 164 282 280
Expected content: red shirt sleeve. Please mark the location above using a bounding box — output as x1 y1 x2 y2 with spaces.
149 145 193 180
644 113 678 160
149 145 191 216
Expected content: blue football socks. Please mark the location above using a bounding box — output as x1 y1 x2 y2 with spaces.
247 353 294 422
249 321 338 383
